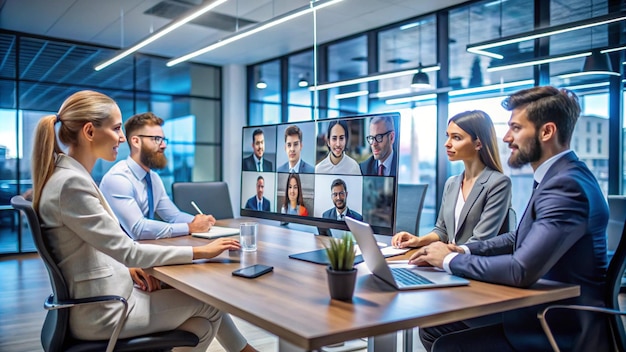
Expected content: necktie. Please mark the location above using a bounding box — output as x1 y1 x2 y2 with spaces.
339 213 345 221
258 200 262 211
145 173 154 219
257 161 261 172
533 180 539 190
378 164 385 176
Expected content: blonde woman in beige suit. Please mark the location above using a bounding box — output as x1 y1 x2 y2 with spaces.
32 90 257 352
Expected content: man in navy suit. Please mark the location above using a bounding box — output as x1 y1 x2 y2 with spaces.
242 128 273 172
277 125 314 173
245 176 271 211
322 179 362 221
411 86 610 352
359 115 397 176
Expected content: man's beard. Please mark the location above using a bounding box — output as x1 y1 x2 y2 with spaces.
333 199 346 211
140 144 168 170
508 133 541 168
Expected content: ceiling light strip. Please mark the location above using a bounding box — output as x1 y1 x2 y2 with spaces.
467 11 626 59
372 88 414 98
309 65 440 91
563 82 610 90
558 71 621 79
334 90 369 99
167 0 343 67
385 93 437 105
449 79 535 96
601 46 626 54
486 52 591 72
95 0 229 71
310 69 417 91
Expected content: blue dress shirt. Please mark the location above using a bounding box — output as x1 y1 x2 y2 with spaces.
99 157 193 240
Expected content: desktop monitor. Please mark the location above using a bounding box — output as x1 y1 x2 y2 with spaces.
240 112 400 236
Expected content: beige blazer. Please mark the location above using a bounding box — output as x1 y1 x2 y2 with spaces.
38 154 193 337
432 168 512 245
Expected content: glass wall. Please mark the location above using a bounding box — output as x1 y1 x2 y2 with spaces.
247 0 626 232
0 31 222 255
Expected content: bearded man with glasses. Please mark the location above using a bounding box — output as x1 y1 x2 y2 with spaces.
322 178 363 221
359 115 397 176
100 112 218 241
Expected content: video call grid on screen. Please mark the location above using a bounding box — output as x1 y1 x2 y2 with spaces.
240 112 400 236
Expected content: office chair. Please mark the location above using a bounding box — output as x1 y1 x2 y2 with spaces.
395 184 428 234
10 195 199 352
607 196 626 257
172 181 234 220
537 214 626 352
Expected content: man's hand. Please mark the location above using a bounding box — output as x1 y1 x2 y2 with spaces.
408 242 452 268
188 214 217 233
391 231 419 248
129 268 162 292
447 243 465 254
193 237 241 259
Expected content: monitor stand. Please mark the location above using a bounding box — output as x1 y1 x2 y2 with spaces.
317 227 332 237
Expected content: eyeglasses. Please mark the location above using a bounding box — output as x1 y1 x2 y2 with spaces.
331 191 346 198
366 130 393 145
137 135 168 145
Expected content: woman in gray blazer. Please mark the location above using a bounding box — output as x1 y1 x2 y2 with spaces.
392 110 512 248
31 91 257 352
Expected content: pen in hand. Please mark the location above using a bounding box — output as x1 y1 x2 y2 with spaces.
190 201 204 215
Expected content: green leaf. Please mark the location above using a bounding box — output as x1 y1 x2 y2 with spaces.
324 234 355 271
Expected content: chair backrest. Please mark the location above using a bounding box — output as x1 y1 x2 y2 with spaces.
394 184 428 234
11 195 69 352
606 197 626 351
172 182 234 220
607 196 626 254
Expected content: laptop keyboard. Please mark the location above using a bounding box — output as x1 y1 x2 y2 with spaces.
392 268 434 286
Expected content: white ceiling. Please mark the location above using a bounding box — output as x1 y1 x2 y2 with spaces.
0 0 471 67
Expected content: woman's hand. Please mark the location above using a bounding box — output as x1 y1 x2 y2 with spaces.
193 237 241 259
391 231 419 248
129 268 162 292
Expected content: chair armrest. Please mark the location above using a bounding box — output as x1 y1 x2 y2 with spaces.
44 293 127 310
537 304 626 352
44 294 129 352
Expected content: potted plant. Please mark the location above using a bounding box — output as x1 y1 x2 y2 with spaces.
324 233 357 301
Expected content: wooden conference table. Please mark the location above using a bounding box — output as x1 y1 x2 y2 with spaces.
145 218 579 352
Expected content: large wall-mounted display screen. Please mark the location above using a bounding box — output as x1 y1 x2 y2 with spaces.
240 112 400 235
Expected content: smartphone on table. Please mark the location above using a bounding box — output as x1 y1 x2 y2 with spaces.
232 264 274 279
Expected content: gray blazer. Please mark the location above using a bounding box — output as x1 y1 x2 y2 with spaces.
38 154 193 340
432 168 511 245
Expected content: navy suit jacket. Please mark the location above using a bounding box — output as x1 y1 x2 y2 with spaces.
450 152 610 351
245 196 270 211
322 207 363 221
242 155 273 172
277 160 315 174
359 155 397 176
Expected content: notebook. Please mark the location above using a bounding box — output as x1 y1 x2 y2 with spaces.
191 226 240 239
345 216 469 290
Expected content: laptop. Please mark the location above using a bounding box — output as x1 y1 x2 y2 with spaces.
345 216 469 290
192 226 240 239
